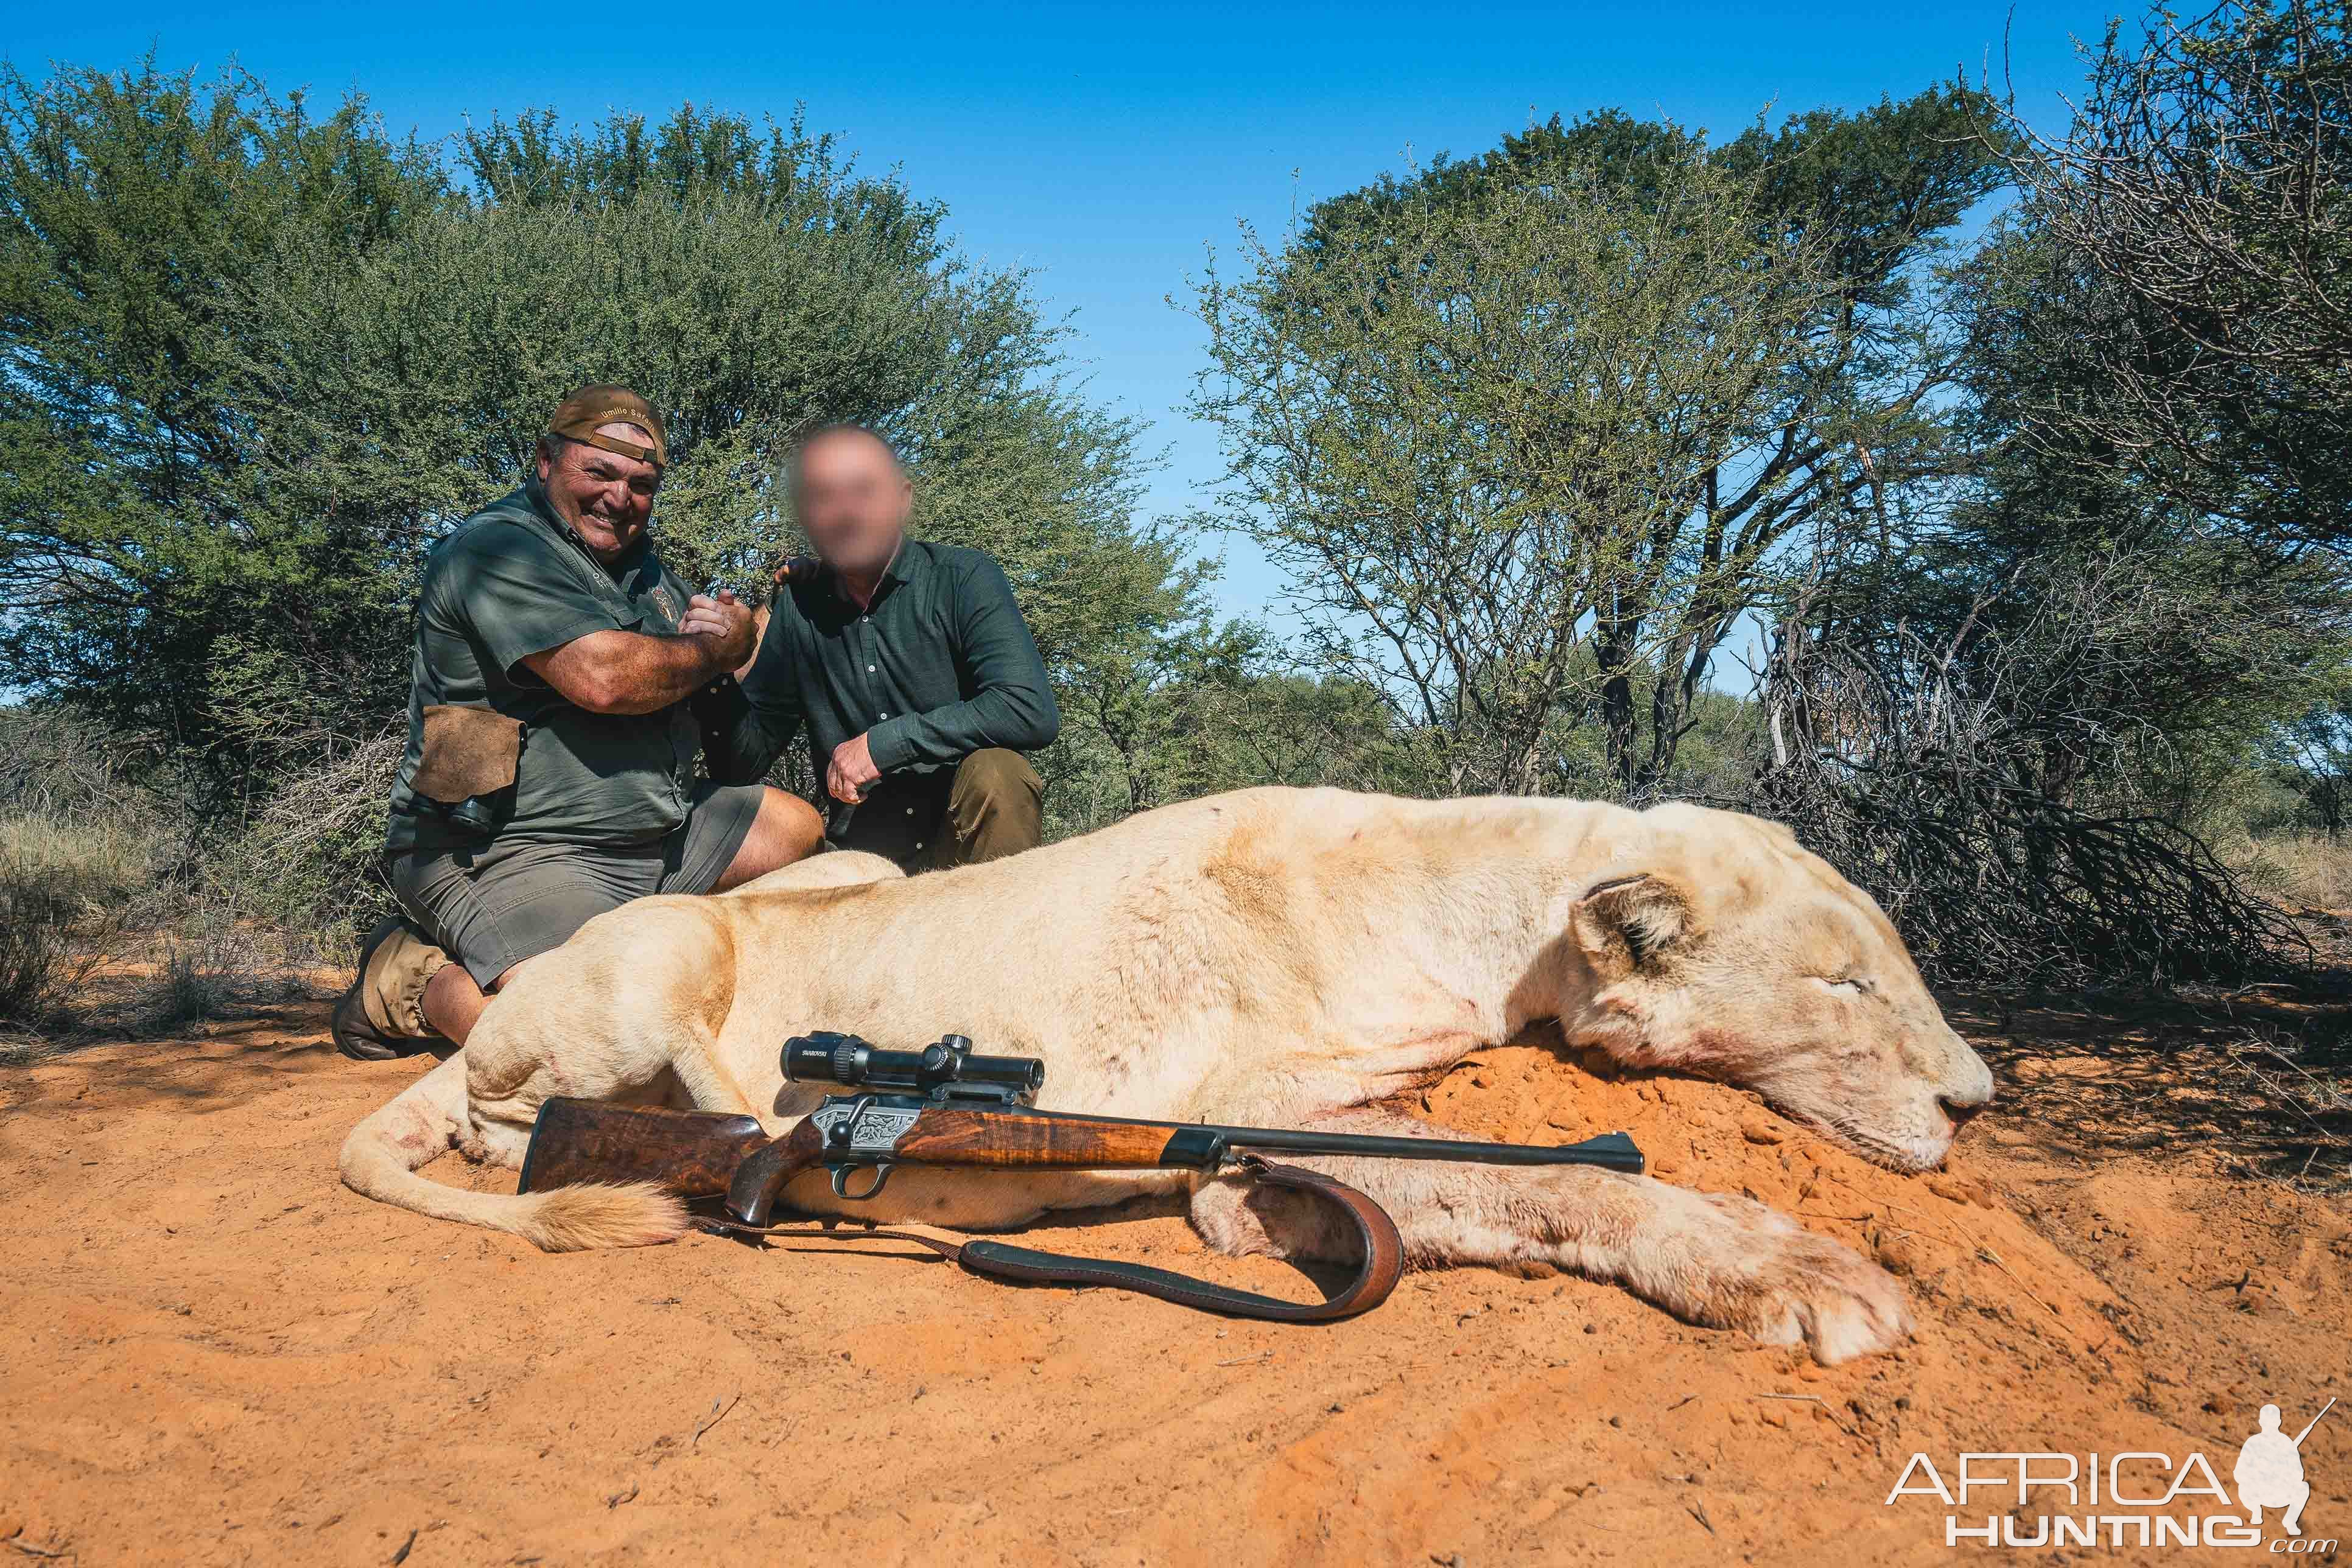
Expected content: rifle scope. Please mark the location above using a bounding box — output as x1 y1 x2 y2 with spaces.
783 1031 1047 1101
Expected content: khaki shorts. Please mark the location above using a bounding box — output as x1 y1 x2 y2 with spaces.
391 781 765 987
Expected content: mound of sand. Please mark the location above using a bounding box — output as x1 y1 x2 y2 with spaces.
1420 1027 2130 1370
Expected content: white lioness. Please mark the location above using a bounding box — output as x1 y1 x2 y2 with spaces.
342 787 1993 1363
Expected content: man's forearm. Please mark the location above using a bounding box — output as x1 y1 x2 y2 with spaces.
866 682 1060 772
524 630 733 716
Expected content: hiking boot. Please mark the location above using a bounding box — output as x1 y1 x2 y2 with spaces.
332 915 452 1061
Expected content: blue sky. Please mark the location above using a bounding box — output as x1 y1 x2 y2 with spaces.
10 1 2122 622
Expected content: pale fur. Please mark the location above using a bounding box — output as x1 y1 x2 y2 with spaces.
339 788 1994 1364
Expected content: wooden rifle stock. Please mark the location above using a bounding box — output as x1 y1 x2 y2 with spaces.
521 1101 1219 1220
517 1101 770 1197
726 1108 1212 1225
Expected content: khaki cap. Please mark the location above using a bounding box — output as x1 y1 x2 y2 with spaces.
547 385 669 472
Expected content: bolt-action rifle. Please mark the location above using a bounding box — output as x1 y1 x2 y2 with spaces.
517 1032 1645 1321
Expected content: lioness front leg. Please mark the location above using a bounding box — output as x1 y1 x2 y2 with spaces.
1188 1108 1911 1365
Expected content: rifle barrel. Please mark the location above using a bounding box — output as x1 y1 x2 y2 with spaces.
1200 1123 1645 1175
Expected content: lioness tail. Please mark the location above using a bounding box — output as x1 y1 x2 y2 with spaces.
337 1051 689 1251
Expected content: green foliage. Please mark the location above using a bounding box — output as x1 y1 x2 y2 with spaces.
2261 693 2352 835
1875 194 2352 813
1313 88 2014 309
1048 618 1433 835
0 61 441 789
1908 4 2352 827
1192 93 2010 795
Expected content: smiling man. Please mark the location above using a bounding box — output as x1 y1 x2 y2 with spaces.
332 386 825 1060
700 424 1059 870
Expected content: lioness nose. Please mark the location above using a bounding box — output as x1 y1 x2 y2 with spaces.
1939 1034 1996 1118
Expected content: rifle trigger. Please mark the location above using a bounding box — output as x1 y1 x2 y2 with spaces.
831 1162 893 1201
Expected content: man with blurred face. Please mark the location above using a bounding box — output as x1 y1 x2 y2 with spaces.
332 385 826 1060
703 424 1059 870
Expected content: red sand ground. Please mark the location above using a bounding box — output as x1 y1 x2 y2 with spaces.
2 993 2345 1566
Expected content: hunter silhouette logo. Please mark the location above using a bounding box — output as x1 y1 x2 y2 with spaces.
2236 1399 2333 1539
1884 1395 2337 1550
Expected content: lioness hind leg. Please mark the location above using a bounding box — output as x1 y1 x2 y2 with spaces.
461 898 760 1136
1187 1107 1912 1365
721 849 903 897
459 1115 533 1169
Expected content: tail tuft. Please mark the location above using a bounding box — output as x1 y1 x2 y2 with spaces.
521 1181 692 1251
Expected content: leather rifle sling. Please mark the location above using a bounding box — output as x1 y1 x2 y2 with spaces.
694 1161 1406 1324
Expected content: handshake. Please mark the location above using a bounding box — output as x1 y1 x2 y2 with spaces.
679 587 760 677
675 586 879 805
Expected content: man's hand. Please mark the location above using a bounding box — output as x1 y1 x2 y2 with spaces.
680 589 757 671
736 603 772 683
827 732 882 804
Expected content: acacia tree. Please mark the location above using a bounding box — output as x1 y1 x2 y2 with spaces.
1190 95 2007 794
0 61 437 793
1190 154 1834 795
1992 0 2352 555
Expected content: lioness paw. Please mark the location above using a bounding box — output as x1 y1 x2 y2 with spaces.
1679 1192 1914 1365
1746 1227 1913 1364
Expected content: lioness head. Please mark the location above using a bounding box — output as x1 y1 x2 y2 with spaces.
1552 803 1993 1172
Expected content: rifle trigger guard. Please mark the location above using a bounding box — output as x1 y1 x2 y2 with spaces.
831 1161 893 1200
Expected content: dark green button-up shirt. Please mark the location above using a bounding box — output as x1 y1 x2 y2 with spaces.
384 478 703 854
706 538 1058 860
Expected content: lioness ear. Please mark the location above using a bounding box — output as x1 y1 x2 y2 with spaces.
1572 873 1695 978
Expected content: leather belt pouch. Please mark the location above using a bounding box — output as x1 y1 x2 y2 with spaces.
413 705 524 804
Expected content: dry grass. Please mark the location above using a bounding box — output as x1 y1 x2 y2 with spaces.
206 727 404 961
0 811 303 1049
2247 831 2352 912
135 906 299 1034
0 811 148 1029
0 811 149 903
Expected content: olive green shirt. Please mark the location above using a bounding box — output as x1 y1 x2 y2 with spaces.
703 539 1058 862
383 478 704 854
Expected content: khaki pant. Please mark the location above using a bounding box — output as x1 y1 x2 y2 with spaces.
922 748 1044 870
838 748 1042 872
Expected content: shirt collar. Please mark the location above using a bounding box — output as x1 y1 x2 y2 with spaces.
880 536 924 588
834 534 921 607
